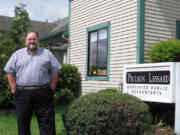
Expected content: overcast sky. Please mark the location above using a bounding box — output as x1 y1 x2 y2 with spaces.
0 0 68 23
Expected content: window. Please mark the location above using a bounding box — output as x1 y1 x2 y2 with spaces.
86 22 110 80
176 20 180 39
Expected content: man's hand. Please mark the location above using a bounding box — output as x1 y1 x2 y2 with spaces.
12 88 16 94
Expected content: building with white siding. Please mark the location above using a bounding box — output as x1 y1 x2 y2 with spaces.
68 0 180 95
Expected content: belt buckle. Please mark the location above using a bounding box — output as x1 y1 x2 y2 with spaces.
29 86 35 90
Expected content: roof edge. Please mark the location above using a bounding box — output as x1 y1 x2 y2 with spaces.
39 29 68 42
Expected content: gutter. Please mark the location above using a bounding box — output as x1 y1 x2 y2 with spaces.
39 29 68 42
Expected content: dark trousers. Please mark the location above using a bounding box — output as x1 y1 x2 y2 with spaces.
14 87 56 135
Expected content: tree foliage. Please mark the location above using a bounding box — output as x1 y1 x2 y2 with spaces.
148 39 180 62
0 3 30 108
11 3 30 49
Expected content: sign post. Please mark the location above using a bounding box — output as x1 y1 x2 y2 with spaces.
175 63 180 134
123 62 180 134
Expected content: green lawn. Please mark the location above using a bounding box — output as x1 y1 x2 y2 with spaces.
0 106 67 135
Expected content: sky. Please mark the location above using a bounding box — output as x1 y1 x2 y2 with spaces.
0 0 68 23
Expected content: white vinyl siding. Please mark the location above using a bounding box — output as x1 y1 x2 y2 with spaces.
144 0 180 62
70 0 137 94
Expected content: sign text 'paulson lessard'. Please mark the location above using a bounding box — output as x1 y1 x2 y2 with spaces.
127 71 170 84
123 63 175 103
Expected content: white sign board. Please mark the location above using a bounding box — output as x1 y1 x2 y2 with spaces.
123 62 175 103
123 62 180 135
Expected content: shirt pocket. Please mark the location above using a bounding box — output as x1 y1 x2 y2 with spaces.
39 68 49 82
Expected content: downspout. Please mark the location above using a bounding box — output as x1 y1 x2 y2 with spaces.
68 0 71 64
62 34 70 64
47 43 51 50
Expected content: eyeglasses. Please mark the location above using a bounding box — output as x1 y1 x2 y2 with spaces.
27 38 38 41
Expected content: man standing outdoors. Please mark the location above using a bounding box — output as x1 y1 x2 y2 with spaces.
4 31 61 135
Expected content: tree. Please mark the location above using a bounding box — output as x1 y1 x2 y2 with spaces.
11 3 30 49
0 3 30 108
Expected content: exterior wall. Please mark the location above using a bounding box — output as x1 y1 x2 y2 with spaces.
144 0 180 62
51 50 67 64
70 0 138 94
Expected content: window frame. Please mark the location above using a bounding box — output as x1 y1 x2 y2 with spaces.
86 22 110 81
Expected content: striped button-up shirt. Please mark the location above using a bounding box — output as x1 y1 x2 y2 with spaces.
4 47 61 86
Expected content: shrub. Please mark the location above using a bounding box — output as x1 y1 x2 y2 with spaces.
54 88 75 106
98 88 119 93
64 92 149 135
143 120 176 135
0 86 15 109
152 120 176 135
57 64 80 96
148 39 180 62
0 59 15 108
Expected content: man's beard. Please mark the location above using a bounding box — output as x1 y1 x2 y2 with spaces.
27 44 37 51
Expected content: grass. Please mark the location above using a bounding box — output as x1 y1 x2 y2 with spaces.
0 105 67 135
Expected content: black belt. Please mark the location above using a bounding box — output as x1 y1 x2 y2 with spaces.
17 84 49 90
